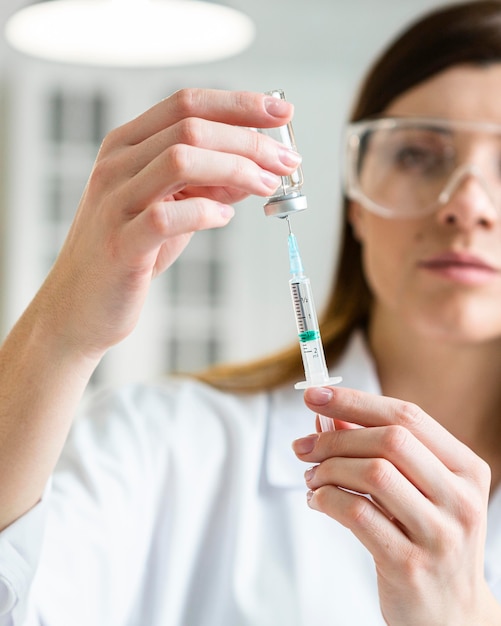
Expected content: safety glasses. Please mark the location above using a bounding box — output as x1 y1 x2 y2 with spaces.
344 116 501 218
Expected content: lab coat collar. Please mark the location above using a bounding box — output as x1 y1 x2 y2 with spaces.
264 331 380 489
486 481 501 591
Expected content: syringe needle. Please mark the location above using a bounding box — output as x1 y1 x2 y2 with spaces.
285 215 292 235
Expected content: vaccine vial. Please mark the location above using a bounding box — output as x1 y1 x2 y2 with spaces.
260 89 307 218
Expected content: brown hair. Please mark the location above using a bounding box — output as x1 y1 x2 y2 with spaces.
195 0 501 393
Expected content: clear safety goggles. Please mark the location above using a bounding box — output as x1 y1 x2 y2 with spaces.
344 116 501 218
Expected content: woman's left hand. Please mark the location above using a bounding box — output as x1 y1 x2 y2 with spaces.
292 386 501 626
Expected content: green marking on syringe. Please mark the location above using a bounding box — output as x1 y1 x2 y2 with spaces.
298 330 320 342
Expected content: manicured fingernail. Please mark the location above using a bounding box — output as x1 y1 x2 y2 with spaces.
306 490 315 506
304 465 317 483
305 387 334 406
264 95 291 117
260 169 281 191
278 145 302 167
218 203 234 219
292 434 318 454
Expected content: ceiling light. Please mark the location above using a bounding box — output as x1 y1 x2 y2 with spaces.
4 0 255 67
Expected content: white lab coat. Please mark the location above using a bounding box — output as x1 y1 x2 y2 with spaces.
1 332 501 625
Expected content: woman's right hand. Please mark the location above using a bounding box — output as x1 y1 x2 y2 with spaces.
38 88 300 359
3 88 302 530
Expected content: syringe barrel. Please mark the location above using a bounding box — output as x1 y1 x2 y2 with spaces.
290 276 330 384
290 276 319 333
260 89 307 218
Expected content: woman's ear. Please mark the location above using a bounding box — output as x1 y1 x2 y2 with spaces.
348 201 366 242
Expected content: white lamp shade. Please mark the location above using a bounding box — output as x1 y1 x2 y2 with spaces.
4 0 256 67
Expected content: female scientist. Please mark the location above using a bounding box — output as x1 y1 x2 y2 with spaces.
1 1 501 624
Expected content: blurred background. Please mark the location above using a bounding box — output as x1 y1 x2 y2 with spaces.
0 0 459 387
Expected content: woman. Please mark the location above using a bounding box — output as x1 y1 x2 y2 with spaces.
1 1 501 624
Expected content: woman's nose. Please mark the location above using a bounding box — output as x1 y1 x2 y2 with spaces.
435 165 498 229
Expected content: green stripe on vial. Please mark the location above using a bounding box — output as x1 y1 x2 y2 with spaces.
298 330 320 342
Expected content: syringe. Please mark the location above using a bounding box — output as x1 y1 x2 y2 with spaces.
287 219 342 431
259 89 341 431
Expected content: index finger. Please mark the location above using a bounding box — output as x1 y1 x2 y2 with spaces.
117 88 294 147
303 386 478 474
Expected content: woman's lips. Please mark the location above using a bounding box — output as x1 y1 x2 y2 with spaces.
418 251 499 285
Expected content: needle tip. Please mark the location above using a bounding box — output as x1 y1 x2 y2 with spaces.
285 215 292 235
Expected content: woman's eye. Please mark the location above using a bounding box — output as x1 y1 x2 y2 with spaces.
394 146 436 167
394 145 438 170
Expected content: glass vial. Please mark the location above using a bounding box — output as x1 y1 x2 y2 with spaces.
260 89 307 218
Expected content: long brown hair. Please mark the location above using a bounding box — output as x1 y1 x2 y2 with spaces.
196 0 501 393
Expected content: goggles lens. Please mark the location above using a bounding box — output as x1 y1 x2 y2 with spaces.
344 117 501 218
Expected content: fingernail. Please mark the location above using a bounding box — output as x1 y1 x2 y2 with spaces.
306 490 315 506
304 465 317 483
264 95 291 118
218 203 234 219
278 145 302 167
260 169 281 191
292 434 318 455
305 387 334 406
